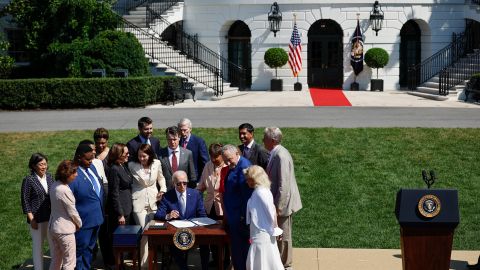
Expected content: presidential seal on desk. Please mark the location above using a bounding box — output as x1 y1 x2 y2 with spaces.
418 194 441 218
173 228 195 250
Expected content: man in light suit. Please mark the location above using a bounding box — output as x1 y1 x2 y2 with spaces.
69 144 104 270
159 126 196 190
127 116 162 162
178 118 209 185
263 127 302 270
221 144 253 270
154 170 208 270
238 123 269 170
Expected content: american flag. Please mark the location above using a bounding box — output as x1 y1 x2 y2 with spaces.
288 22 302 77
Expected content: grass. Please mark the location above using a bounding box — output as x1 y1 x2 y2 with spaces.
1 128 479 269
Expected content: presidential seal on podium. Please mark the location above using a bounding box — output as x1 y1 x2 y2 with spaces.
418 194 441 218
173 228 195 250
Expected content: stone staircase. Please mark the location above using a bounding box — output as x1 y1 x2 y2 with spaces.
407 54 480 101
122 3 245 101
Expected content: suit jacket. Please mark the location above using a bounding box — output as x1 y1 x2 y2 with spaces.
180 134 209 180
21 172 54 223
158 147 197 189
128 159 166 213
154 188 207 220
238 141 269 170
49 181 82 234
223 156 253 226
127 135 161 162
69 165 104 229
106 163 133 218
267 145 302 217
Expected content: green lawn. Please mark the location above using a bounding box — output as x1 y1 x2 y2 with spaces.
1 128 479 269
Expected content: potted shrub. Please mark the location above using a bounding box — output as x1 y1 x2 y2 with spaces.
264 47 288 91
364 47 389 91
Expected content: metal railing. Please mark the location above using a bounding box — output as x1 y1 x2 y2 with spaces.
146 0 181 27
407 28 475 93
118 19 226 95
439 50 480 95
145 4 247 94
472 0 480 5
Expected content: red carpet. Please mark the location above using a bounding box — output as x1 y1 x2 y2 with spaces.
309 88 351 106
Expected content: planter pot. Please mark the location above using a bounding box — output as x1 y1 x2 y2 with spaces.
350 82 359 91
294 82 302 91
371 79 384 91
271 79 283 91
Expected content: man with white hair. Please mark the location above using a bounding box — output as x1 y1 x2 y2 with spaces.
221 144 253 270
154 170 208 270
263 127 302 270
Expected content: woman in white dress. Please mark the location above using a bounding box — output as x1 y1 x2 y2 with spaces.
243 165 284 270
128 143 166 268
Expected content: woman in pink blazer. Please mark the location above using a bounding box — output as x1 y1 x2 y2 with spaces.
49 160 82 270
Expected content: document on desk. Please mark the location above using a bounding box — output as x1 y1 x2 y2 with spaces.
168 220 197 228
190 217 217 226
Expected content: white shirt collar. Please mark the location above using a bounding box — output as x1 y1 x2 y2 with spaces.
245 140 255 149
168 147 180 155
175 189 185 198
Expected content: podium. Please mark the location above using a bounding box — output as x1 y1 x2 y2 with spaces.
395 189 459 270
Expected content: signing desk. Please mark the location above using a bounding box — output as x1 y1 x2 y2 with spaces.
144 221 228 270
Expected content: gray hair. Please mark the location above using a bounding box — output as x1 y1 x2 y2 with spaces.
178 118 192 128
222 144 239 155
172 170 188 186
264 126 282 144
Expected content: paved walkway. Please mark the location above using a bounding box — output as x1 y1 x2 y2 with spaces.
147 90 480 109
19 248 479 270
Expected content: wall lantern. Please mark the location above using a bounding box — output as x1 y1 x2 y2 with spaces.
369 1 384 36
268 2 282 37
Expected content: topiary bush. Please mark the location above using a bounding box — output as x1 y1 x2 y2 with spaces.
364 47 389 79
264 47 288 78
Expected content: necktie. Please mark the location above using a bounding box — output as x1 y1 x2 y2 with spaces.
179 193 186 216
182 140 187 148
243 146 249 158
146 138 151 145
171 150 178 172
85 168 100 197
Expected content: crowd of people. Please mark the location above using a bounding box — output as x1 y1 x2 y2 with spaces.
20 116 302 270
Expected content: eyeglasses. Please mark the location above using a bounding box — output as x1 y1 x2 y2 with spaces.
176 182 188 186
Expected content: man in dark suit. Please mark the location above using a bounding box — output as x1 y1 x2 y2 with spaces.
221 144 253 270
159 126 196 189
154 170 208 270
178 118 209 182
127 116 161 162
238 123 269 170
69 144 104 270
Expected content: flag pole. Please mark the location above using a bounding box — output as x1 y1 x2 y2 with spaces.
354 13 360 84
293 13 299 83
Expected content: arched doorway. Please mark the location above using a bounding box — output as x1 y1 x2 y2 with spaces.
228 21 251 88
307 19 343 89
399 20 421 87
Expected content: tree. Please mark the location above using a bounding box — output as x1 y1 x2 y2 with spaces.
5 0 119 76
0 32 15 79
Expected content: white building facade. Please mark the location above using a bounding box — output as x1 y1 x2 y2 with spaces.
179 0 477 91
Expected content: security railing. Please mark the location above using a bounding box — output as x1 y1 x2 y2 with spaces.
112 0 149 16
408 26 475 95
439 50 480 95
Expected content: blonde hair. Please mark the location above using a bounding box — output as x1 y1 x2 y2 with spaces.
243 165 271 188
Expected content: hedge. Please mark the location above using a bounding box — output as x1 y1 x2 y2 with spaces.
0 76 180 110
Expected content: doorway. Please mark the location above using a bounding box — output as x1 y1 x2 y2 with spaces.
308 19 344 89
228 21 251 88
399 20 421 87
